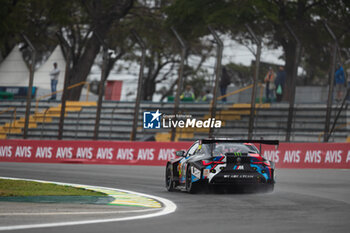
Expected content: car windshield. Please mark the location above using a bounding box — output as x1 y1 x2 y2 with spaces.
203 143 258 156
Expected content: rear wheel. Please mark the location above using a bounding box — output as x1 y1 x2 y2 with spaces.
165 163 175 192
185 164 200 194
265 183 274 193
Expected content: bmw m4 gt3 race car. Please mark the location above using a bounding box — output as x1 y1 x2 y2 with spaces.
165 138 279 193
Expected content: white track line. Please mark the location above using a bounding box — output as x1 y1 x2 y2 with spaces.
0 209 158 216
0 176 177 231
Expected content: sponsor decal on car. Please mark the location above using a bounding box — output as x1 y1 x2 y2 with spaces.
203 169 210 178
191 166 201 179
224 174 254 179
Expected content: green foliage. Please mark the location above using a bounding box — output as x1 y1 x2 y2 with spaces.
164 0 218 39
182 65 210 99
225 63 252 85
0 0 84 64
0 179 107 196
165 0 350 87
1 0 349 100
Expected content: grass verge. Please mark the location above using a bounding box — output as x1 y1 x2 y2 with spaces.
0 178 107 197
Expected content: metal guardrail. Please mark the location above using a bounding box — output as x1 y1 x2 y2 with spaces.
320 88 349 142
35 81 91 113
318 122 350 142
40 108 50 139
0 107 17 117
0 107 17 135
2 96 348 142
216 83 265 103
110 106 118 138
75 109 82 139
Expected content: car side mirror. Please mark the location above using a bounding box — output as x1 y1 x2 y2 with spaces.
176 150 186 157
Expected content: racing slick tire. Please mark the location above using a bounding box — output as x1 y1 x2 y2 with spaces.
165 163 175 192
185 164 200 194
265 183 274 193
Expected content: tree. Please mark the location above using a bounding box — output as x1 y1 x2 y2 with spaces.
0 0 134 101
0 0 221 102
0 0 60 65
225 63 252 86
57 0 134 100
118 0 214 101
114 1 179 101
165 0 350 101
0 0 21 62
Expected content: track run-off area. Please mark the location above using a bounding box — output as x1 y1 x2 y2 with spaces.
0 162 349 233
0 176 175 231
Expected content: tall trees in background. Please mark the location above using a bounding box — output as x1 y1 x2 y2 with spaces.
165 0 350 101
57 0 134 100
1 0 349 100
1 0 134 100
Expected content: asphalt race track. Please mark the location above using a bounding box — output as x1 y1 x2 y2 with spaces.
0 162 349 233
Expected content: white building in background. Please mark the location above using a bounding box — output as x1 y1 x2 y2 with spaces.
0 45 95 100
0 45 29 86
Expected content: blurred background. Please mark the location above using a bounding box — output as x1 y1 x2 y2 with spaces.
0 0 349 143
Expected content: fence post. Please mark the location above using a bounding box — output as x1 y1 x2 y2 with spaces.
22 35 36 139
130 30 146 141
93 33 109 140
245 25 261 140
170 27 186 142
208 26 223 138
285 22 301 142
57 33 71 140
323 22 338 142
327 88 350 141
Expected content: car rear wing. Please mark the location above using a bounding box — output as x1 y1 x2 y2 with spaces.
200 138 279 157
200 138 279 146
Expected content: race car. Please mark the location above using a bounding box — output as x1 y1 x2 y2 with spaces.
165 138 279 193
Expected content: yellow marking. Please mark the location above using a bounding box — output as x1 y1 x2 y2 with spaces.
75 186 162 208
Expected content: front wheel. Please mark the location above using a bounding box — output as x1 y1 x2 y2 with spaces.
185 164 200 194
165 163 175 192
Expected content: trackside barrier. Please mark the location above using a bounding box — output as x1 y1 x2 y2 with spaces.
0 140 349 168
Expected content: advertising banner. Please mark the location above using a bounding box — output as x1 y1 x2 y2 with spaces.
0 140 349 168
